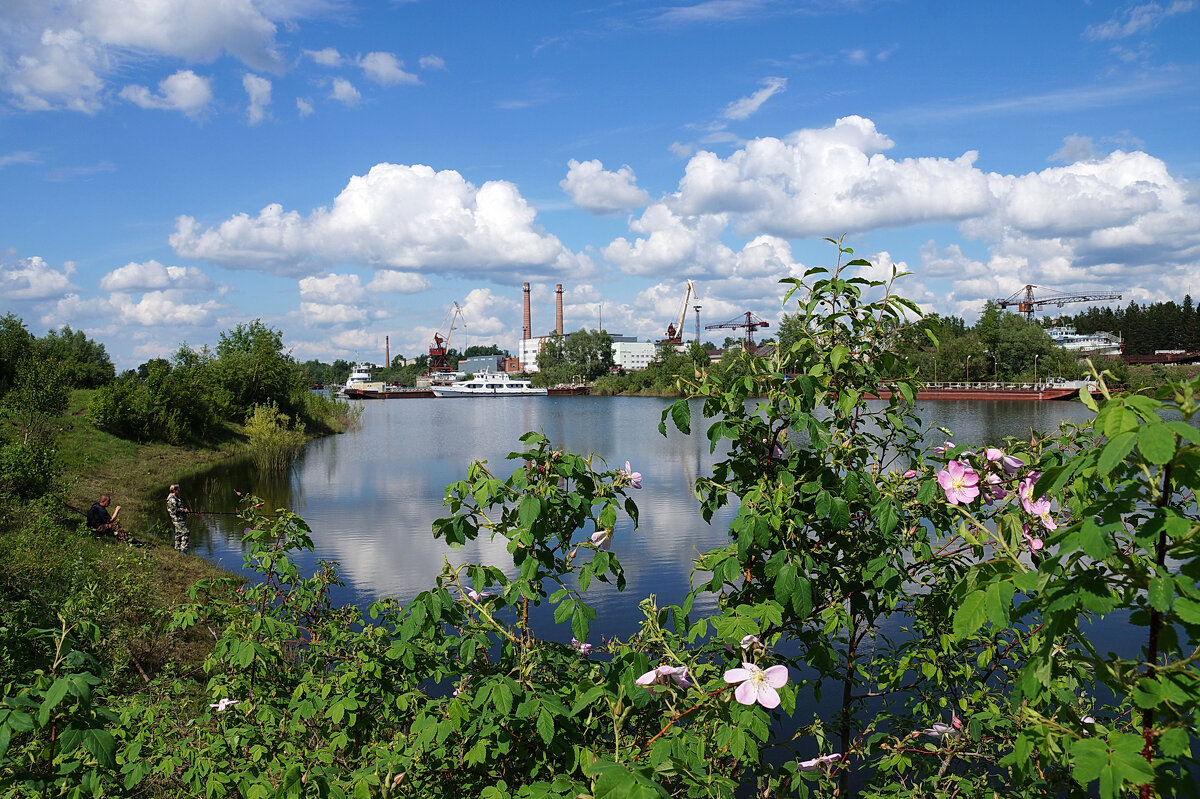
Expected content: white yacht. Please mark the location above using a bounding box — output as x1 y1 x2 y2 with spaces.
432 371 547 397
1048 326 1123 357
336 363 379 397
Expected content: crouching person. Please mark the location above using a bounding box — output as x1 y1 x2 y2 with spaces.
87 494 127 541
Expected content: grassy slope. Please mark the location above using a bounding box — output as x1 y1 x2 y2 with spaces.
1 391 253 680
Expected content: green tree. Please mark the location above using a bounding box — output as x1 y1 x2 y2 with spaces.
0 314 34 396
212 320 306 420
563 328 614 380
34 325 115 389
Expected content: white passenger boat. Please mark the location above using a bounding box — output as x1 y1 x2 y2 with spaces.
336 363 380 397
432 372 547 397
1048 326 1123 357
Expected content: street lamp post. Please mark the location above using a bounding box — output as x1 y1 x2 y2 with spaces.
965 355 972 383
993 354 999 383
1034 354 1040 385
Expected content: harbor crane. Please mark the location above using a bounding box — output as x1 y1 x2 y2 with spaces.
705 311 770 349
662 280 700 344
428 301 466 372
995 284 1123 322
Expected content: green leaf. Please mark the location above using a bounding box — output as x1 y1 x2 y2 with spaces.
829 497 850 531
1136 422 1176 465
586 759 670 799
518 495 542 531
37 677 70 727
537 709 555 745
1147 576 1172 613
829 345 848 372
1173 596 1200 625
953 591 988 640
1097 431 1136 477
670 401 691 435
79 729 116 769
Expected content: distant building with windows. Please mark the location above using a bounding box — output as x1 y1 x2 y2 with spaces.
611 335 656 371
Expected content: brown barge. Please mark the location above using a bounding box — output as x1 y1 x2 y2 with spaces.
867 381 1094 401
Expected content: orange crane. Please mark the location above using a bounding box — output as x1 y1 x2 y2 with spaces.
995 284 1122 322
662 280 699 344
428 302 466 372
705 311 770 349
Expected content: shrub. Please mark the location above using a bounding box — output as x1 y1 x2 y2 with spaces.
244 402 306 472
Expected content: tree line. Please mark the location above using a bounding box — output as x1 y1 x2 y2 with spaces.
1062 295 1200 355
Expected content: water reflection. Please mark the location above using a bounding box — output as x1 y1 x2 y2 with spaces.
173 396 1097 640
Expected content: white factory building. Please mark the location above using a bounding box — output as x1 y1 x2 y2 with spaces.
516 283 657 373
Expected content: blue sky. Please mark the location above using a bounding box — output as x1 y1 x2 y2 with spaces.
2 0 1198 369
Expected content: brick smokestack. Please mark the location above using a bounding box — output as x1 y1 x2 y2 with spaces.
522 282 531 340
385 336 390 368
555 284 564 335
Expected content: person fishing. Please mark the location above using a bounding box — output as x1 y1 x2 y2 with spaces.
86 493 126 541
166 484 199 553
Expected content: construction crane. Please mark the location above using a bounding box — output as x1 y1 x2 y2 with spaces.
428 302 466 372
662 280 699 344
705 311 770 349
996 284 1123 322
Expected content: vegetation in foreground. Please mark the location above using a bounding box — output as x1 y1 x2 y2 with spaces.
2 240 1198 798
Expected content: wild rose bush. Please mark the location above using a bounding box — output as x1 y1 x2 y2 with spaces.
4 238 1197 798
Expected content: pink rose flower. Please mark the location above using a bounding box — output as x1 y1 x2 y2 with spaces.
936 460 980 505
723 662 788 708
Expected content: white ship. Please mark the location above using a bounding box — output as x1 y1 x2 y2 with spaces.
336 363 382 397
1048 326 1123 357
432 371 547 397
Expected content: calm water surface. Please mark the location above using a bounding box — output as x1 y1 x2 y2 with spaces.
174 396 1096 640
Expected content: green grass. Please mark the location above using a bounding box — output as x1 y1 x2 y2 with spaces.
1 390 253 680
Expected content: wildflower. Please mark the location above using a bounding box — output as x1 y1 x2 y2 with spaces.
933 441 954 456
622 461 643 489
1022 524 1044 553
723 662 788 709
466 589 494 602
590 528 613 551
571 638 593 656
798 753 842 771
1018 474 1056 529
982 472 1007 505
936 460 980 505
1000 453 1024 474
903 469 918 479
984 447 1005 463
210 698 240 712
921 714 963 740
740 634 761 651
636 664 691 693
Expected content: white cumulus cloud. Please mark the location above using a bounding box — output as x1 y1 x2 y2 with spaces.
358 52 418 85
1 255 77 299
561 159 651 215
120 69 214 118
305 47 343 66
243 73 271 124
0 0 333 111
330 77 361 105
99 260 213 291
170 162 591 280
366 271 433 293
299 273 367 304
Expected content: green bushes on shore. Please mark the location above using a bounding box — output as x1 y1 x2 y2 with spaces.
2 242 1198 797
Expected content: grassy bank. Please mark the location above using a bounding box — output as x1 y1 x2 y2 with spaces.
1 390 318 684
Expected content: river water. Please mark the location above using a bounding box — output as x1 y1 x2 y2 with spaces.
173 396 1096 641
